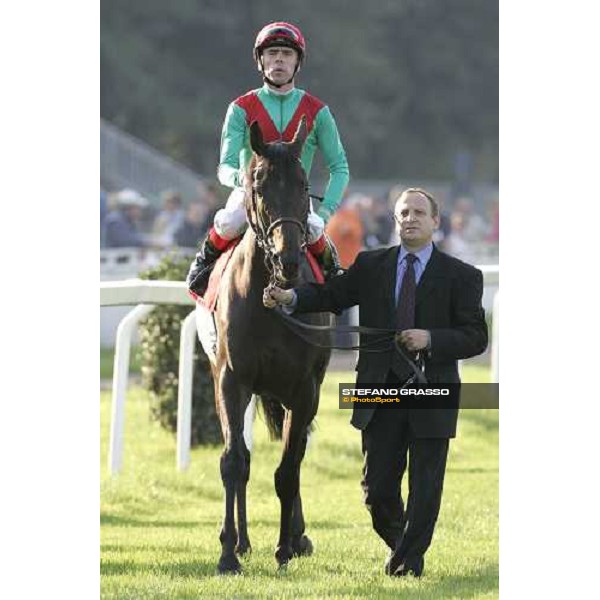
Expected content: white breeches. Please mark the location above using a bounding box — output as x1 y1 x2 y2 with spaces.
213 188 325 243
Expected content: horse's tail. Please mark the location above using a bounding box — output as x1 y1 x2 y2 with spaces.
257 394 285 440
256 394 316 441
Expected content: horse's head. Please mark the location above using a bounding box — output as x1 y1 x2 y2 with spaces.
246 116 309 287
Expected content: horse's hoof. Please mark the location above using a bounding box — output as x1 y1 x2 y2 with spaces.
292 534 314 557
235 540 252 557
275 544 293 568
217 553 242 575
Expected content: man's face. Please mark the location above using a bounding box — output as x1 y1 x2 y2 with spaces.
260 46 299 85
394 192 439 248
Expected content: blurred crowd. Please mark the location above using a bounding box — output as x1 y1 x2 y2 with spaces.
100 183 499 266
100 183 222 252
324 188 498 268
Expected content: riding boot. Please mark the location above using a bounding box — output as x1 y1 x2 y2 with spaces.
186 232 224 297
310 234 345 280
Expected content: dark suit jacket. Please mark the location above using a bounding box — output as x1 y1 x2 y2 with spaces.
294 244 488 438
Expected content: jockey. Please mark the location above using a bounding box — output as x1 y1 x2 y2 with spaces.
187 21 350 297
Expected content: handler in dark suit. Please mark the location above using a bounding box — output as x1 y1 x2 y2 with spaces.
263 187 488 577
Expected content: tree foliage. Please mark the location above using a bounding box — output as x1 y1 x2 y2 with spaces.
101 0 498 182
138 252 221 446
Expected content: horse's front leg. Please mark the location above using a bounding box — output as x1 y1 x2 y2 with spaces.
235 442 252 556
235 397 257 556
217 366 251 574
291 468 313 557
274 390 315 568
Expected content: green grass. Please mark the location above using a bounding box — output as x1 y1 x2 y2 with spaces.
460 363 491 383
101 347 142 380
101 367 498 599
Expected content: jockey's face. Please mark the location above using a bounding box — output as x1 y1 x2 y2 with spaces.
394 192 439 250
259 46 299 86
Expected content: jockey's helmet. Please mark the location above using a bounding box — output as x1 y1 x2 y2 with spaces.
253 22 306 63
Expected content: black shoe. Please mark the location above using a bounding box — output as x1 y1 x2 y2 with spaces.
186 235 223 297
385 553 424 578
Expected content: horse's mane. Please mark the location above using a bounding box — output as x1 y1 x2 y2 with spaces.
247 154 259 177
244 153 267 210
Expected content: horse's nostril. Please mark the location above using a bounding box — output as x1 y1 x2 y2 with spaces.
275 259 299 284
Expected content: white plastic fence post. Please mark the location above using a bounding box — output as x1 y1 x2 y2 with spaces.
177 310 198 471
491 291 499 383
109 304 155 475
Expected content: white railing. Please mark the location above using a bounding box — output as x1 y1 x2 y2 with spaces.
101 266 499 476
101 280 195 475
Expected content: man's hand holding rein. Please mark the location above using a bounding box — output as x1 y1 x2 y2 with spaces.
263 285 295 308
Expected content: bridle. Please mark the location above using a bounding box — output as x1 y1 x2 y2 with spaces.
245 159 310 283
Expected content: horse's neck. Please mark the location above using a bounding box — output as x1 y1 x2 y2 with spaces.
236 229 270 290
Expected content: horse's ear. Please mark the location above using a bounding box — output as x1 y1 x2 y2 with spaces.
250 121 267 156
289 115 308 157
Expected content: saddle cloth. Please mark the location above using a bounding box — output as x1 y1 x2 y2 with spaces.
196 240 241 312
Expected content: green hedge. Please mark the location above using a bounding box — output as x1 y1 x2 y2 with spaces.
138 253 221 446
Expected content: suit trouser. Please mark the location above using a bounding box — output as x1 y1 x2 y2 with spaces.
360 395 449 566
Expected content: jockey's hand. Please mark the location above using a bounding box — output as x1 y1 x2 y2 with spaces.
398 329 431 352
263 286 294 308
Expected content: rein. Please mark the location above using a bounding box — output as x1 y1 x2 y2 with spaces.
273 307 428 384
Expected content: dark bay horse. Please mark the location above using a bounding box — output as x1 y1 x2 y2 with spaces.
210 116 331 573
